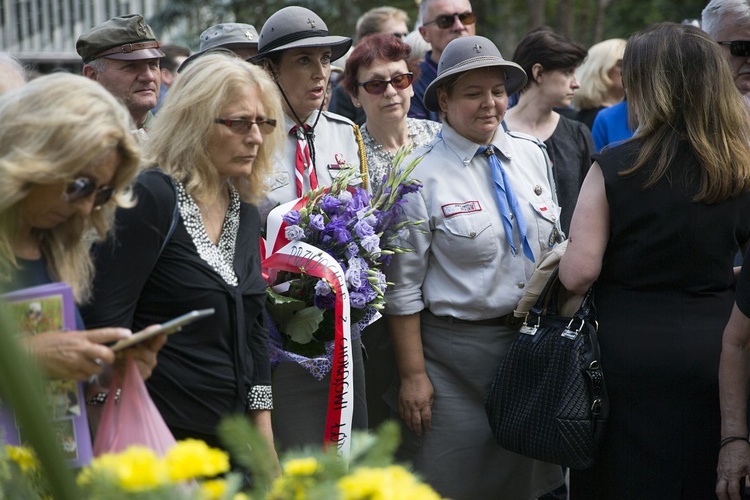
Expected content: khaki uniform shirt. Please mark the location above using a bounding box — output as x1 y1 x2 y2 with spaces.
384 123 561 320
259 110 365 223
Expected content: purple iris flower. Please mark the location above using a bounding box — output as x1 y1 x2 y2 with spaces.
283 210 301 225
285 225 305 241
349 292 367 309
361 234 381 254
354 219 375 239
309 214 326 231
320 195 342 214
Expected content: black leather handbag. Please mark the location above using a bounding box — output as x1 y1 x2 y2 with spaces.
485 269 608 470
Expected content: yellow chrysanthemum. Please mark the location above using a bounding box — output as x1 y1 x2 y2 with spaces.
337 465 442 500
233 493 250 500
200 478 227 499
283 457 320 477
268 475 314 500
5 445 38 474
78 446 169 492
165 439 230 481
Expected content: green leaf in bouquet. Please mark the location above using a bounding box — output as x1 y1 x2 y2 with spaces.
285 306 326 344
266 288 306 332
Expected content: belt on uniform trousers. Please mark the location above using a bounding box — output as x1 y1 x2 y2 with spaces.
430 311 524 330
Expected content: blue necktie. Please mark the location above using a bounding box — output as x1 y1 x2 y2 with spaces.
477 145 535 262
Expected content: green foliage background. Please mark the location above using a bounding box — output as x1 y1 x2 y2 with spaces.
149 0 709 54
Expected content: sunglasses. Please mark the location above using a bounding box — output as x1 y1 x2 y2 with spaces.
357 73 414 95
423 11 476 29
213 117 277 135
63 177 114 207
718 40 750 57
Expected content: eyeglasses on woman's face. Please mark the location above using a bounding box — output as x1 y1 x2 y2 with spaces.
63 177 114 207
357 73 414 95
213 117 277 135
423 11 476 30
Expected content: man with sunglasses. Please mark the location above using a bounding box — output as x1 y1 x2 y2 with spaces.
409 0 476 122
702 0 750 97
77 14 164 137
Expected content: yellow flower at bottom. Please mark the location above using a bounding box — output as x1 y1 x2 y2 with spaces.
283 457 320 477
165 439 230 481
5 445 38 474
337 465 442 500
78 446 169 492
200 478 227 499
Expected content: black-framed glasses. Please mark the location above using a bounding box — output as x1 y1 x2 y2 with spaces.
423 11 476 29
213 117 277 135
357 73 414 95
718 40 750 57
63 177 114 207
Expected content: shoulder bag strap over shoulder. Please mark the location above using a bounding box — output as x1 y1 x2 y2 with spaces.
507 131 566 240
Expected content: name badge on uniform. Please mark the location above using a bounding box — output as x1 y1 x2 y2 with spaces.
442 201 482 218
269 171 290 191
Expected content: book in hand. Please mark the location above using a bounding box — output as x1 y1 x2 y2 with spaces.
0 282 94 467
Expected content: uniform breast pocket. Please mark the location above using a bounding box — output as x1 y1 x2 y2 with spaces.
269 171 290 191
442 211 498 263
529 199 562 251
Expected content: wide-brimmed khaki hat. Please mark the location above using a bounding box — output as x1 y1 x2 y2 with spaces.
179 23 259 71
77 14 164 64
252 6 351 63
423 36 527 112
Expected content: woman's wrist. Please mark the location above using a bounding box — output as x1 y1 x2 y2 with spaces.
720 435 750 448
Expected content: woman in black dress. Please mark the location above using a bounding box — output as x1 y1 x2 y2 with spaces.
559 23 750 499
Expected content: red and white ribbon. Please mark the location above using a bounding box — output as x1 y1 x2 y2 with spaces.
262 235 354 458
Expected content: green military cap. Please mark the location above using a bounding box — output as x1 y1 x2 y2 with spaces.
76 14 164 64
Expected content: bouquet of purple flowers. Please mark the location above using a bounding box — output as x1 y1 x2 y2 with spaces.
265 149 423 370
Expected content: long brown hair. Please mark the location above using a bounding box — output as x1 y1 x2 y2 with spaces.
622 22 750 203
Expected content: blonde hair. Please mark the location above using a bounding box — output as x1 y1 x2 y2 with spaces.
622 22 750 203
573 38 626 109
0 73 140 302
144 53 283 205
356 7 410 40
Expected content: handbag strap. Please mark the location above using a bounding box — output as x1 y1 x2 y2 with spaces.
529 268 595 322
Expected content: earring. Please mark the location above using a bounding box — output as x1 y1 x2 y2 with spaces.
354 101 362 108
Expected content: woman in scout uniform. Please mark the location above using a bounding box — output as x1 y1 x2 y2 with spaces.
384 36 565 499
252 6 369 451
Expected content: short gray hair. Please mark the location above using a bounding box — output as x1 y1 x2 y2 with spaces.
0 52 26 82
701 0 750 38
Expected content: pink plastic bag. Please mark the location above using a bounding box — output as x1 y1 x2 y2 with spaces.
93 354 176 457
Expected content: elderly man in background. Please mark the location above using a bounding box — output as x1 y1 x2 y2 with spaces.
702 0 750 96
0 52 26 94
77 14 164 134
409 0 476 121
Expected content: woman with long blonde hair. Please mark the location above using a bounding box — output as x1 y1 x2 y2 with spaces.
83 53 284 460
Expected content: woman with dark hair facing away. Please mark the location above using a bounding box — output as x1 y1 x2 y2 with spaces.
504 26 594 235
559 22 750 498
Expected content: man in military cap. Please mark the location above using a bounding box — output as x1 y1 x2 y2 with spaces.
77 14 164 133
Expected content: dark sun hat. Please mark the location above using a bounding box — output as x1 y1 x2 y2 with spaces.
252 6 352 63
76 14 164 64
423 35 527 112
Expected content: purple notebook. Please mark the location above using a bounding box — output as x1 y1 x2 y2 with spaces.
0 282 93 467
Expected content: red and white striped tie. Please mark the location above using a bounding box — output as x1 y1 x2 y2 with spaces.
290 124 318 197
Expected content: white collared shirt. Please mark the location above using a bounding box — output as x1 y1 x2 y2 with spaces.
259 110 365 223
384 122 561 320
